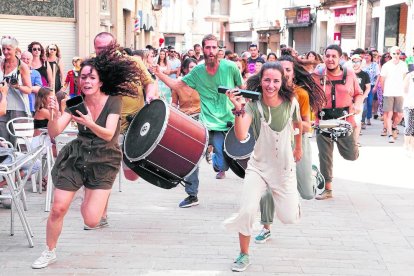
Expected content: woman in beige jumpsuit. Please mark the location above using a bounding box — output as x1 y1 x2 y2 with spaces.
223 62 302 272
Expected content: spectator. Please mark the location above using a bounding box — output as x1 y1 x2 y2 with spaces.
46 44 64 92
0 35 32 143
61 57 82 98
20 51 43 114
247 43 265 74
193 43 204 63
267 52 277 62
28 41 52 86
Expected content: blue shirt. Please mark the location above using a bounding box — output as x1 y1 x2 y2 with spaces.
29 69 42 112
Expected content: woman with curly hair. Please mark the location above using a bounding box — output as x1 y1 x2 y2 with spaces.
223 62 302 272
32 44 140 269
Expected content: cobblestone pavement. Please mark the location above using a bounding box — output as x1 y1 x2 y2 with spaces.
1 118 413 275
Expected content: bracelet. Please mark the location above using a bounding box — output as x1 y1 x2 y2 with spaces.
232 104 245 117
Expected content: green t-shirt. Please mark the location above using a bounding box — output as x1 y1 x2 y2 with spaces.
246 99 300 140
182 59 242 131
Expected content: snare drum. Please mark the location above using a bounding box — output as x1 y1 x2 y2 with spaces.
224 126 255 178
123 100 208 189
318 119 353 140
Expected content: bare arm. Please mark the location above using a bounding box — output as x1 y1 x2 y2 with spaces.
293 120 303 162
144 82 159 101
153 64 189 91
46 62 53 87
47 96 71 138
225 90 252 141
16 62 32 94
0 83 8 116
58 59 65 88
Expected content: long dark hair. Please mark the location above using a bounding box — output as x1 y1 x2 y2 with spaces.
80 44 140 97
157 49 168 66
181 57 197 76
246 62 294 103
35 87 53 111
278 55 326 111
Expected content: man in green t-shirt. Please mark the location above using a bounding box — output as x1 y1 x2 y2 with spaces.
154 34 242 181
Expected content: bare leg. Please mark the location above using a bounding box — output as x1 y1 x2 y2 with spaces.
81 188 112 227
239 233 250 254
46 189 76 250
384 111 393 135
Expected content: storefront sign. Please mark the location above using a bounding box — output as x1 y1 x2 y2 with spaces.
285 8 312 27
333 6 356 24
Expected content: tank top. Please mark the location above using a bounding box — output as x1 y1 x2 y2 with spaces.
1 59 26 112
48 60 62 92
34 62 49 86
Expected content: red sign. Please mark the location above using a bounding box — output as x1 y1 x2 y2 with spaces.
333 6 356 24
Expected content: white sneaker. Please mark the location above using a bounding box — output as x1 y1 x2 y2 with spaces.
388 135 395 143
32 248 56 269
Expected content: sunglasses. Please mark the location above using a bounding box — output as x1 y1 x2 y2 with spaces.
32 47 41 51
352 60 361 64
391 52 400 55
49 48 57 51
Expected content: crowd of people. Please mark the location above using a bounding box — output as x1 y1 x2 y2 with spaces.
0 32 413 272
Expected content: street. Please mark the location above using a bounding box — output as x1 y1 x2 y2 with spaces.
1 118 413 275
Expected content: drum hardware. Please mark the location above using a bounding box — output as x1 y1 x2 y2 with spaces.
315 119 353 141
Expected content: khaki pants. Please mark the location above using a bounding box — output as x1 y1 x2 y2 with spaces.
316 133 359 183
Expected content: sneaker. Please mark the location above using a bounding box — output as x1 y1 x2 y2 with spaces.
205 151 212 164
373 115 378 120
179 195 199 208
312 165 325 190
255 228 271 244
361 122 366 129
32 248 56 269
231 253 250 272
83 217 109 230
381 128 387 136
315 189 333 200
367 119 371 125
216 171 226 179
388 135 395 143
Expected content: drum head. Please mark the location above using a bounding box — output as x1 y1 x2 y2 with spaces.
123 153 179 189
224 126 255 159
124 100 167 162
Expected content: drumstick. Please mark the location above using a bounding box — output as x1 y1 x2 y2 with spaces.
337 112 355 120
50 63 56 121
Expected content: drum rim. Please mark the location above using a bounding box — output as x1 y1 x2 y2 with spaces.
224 126 254 160
124 99 170 162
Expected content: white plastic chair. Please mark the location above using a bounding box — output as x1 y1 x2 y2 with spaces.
0 144 45 247
6 117 44 193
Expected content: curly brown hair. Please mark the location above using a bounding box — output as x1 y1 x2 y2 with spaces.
80 44 140 97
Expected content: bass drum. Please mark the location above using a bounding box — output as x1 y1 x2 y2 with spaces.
224 126 255 178
123 99 208 189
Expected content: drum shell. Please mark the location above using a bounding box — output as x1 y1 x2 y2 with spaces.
124 100 208 181
146 107 207 178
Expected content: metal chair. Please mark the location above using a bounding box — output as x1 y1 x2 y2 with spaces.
6 117 43 193
0 144 45 247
